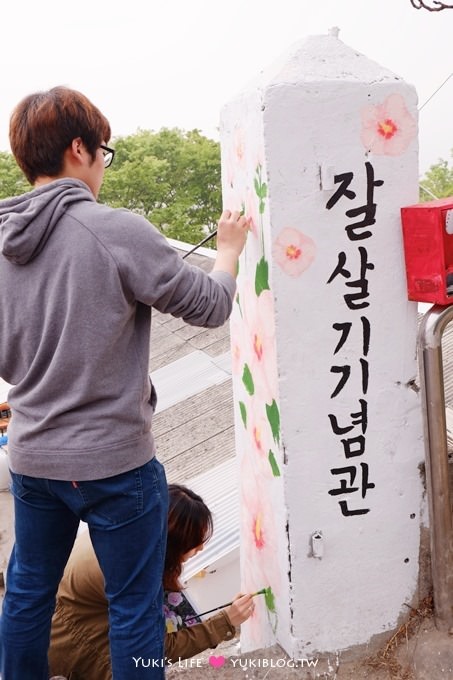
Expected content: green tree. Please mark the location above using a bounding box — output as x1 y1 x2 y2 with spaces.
0 152 30 199
99 128 221 245
420 152 453 201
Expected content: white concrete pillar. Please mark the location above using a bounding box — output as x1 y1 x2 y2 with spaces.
220 33 425 658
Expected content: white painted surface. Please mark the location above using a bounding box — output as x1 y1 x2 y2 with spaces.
184 549 240 623
0 379 11 403
221 34 425 657
0 449 10 490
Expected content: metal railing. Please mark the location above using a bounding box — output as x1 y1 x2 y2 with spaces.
418 304 453 630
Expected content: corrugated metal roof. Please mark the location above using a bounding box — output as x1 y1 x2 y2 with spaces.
181 457 239 582
152 350 231 414
442 322 453 409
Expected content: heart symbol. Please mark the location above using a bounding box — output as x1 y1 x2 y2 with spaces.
209 655 226 668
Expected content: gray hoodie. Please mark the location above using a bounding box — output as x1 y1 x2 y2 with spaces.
0 179 235 480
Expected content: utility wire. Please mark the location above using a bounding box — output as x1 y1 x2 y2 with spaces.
182 75 451 259
419 72 452 111
418 73 453 182
419 184 439 200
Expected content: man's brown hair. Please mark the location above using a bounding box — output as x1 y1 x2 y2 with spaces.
9 86 111 184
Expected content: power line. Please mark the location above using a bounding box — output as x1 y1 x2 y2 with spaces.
419 184 439 200
419 72 453 111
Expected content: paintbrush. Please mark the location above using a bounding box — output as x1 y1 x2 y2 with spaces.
181 230 218 259
183 588 267 621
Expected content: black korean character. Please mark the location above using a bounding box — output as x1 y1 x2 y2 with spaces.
332 322 352 355
330 360 368 398
343 247 375 310
327 248 374 310
328 399 368 435
328 462 375 498
327 251 350 285
325 172 356 210
341 434 366 458
344 162 384 241
361 316 371 356
330 365 351 398
360 359 369 394
338 500 370 516
332 318 370 355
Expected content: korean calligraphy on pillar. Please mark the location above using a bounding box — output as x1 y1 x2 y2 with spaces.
326 162 384 517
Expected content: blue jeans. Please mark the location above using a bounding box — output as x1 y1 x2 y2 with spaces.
0 457 168 680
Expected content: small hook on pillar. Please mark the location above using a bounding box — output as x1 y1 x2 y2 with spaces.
311 530 324 559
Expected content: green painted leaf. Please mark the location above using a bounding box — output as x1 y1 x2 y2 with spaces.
264 586 276 612
235 292 243 317
254 176 261 196
242 364 255 396
266 400 280 445
268 450 281 477
255 257 270 296
260 182 267 198
239 401 247 428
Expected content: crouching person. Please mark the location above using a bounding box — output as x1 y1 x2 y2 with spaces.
48 484 255 680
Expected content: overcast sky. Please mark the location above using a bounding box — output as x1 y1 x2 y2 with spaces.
1 0 451 175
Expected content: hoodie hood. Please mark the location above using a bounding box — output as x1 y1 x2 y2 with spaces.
0 178 95 265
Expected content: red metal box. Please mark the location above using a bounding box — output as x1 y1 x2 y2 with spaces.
401 197 453 305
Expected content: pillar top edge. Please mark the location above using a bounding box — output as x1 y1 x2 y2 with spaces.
228 34 407 99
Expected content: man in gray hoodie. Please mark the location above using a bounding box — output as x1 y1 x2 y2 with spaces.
0 86 248 680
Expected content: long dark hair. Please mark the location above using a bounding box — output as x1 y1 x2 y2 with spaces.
164 484 213 592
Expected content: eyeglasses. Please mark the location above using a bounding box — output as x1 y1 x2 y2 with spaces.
100 144 115 169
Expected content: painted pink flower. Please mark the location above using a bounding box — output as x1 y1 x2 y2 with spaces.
241 569 274 648
238 457 282 651
239 455 281 595
272 227 316 277
250 406 269 460
247 396 279 476
221 144 244 210
230 315 246 376
360 93 417 156
233 125 246 167
222 154 235 189
242 285 278 405
236 391 278 479
244 187 259 239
